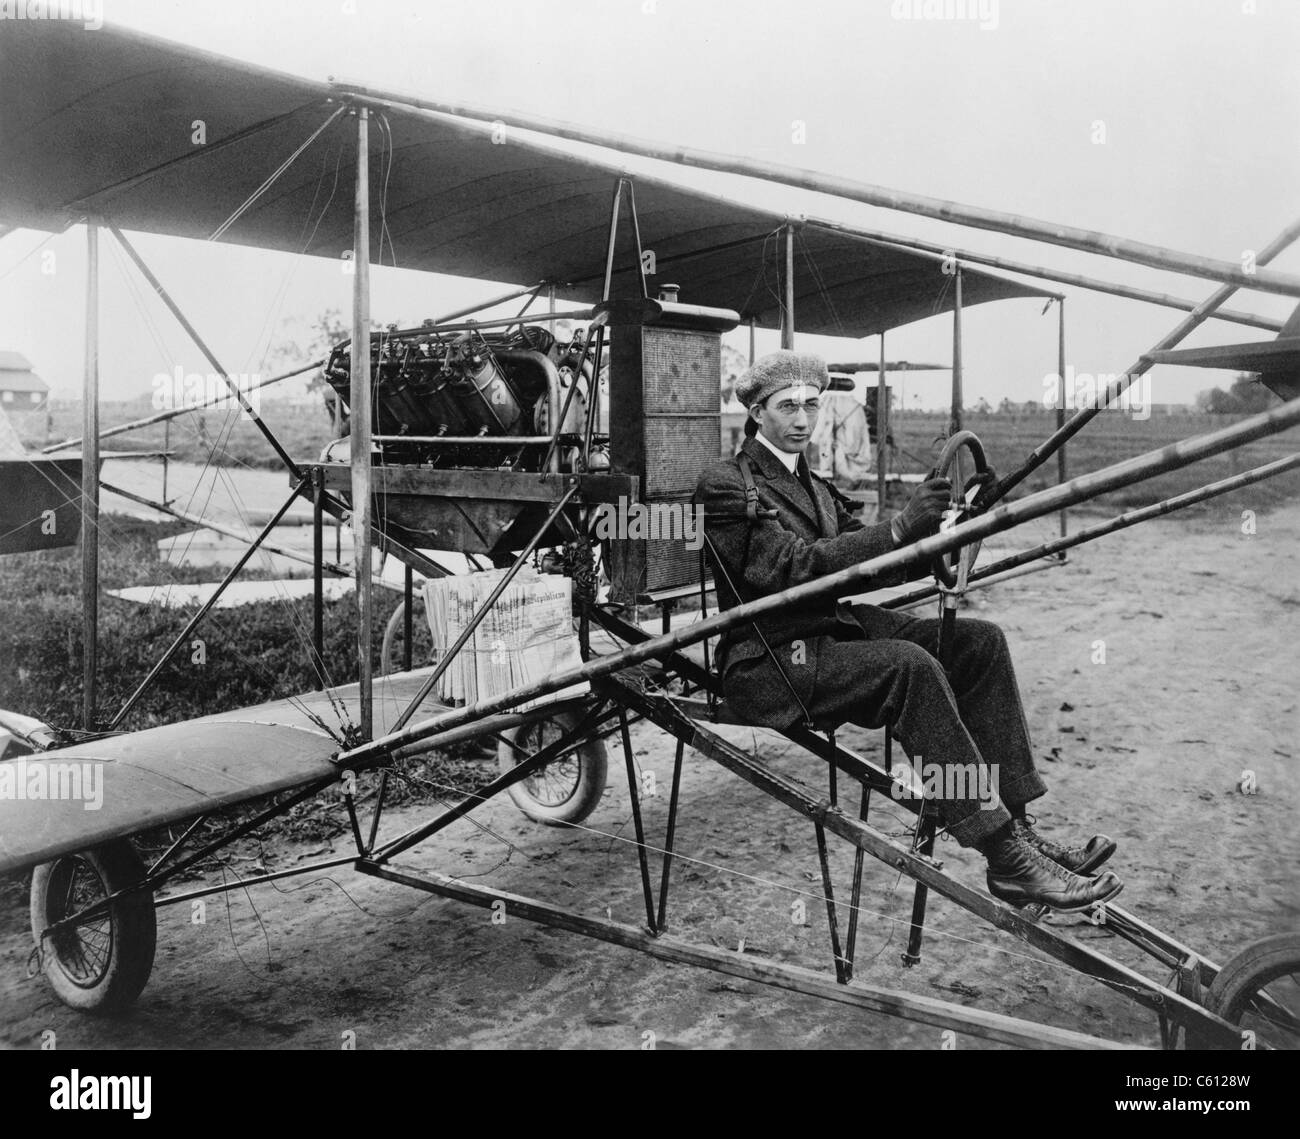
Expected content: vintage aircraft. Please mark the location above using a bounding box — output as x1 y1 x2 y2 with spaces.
1 19 1298 1049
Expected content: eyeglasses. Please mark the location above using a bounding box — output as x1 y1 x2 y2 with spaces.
769 398 821 416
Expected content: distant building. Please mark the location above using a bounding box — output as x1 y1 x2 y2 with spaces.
0 402 26 458
0 350 49 411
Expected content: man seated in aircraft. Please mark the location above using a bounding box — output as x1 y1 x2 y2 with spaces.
695 350 1122 914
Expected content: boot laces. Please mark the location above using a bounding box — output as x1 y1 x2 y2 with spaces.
1015 816 1080 861
1015 831 1074 882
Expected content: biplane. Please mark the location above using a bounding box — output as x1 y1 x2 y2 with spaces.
1 19 1299 1050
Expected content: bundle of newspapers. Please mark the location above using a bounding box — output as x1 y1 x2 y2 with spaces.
421 568 588 710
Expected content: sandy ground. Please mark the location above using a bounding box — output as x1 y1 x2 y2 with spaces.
2 498 1297 1050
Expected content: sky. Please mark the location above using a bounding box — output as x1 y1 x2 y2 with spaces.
1 0 1298 410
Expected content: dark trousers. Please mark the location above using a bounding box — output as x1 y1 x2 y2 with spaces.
804 605 1048 846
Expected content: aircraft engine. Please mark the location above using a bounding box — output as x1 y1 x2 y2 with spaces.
321 321 606 554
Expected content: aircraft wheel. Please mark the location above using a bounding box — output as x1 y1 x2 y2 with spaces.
1187 933 1300 1049
497 711 607 827
30 840 156 1014
381 596 410 677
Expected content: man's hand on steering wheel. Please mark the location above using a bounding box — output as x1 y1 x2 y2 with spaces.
891 477 951 547
967 466 999 513
925 431 992 587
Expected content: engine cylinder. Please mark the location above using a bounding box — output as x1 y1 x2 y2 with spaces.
414 370 474 435
445 333 523 435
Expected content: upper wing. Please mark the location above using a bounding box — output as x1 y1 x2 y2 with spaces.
0 22 1052 338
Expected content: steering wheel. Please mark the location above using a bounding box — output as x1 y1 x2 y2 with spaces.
930 430 989 589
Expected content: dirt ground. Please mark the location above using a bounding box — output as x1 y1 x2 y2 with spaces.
2 499 1297 1050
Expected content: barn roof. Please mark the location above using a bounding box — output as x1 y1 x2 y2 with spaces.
0 350 35 371
0 351 47 392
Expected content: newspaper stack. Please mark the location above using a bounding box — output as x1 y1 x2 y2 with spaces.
422 568 588 710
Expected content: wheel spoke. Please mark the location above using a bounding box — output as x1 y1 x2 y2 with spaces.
1244 975 1300 1044
502 714 603 822
47 856 113 987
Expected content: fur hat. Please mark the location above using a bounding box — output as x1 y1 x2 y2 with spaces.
736 351 829 435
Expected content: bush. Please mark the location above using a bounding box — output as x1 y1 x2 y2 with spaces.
0 516 369 731
1 590 368 732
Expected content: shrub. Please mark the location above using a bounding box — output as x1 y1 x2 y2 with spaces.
0 516 372 730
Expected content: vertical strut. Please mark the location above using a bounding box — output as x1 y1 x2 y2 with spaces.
902 808 937 967
1057 297 1069 542
814 820 846 983
601 179 624 300
622 180 650 299
344 792 365 854
81 220 99 731
843 781 872 981
826 729 838 807
366 771 389 853
781 223 795 349
312 470 325 689
351 103 374 740
950 265 964 437
619 710 659 933
656 736 686 932
875 332 888 521
600 176 653 301
905 599 959 966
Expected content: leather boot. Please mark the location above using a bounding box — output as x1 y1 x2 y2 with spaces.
982 827 1123 912
1012 816 1117 875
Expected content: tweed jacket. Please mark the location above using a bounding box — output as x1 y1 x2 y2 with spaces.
695 436 899 728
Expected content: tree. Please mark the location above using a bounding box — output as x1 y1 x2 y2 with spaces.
1196 372 1279 414
269 308 385 432
269 308 364 373
719 343 748 405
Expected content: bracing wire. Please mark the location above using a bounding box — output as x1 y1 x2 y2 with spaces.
92 230 349 725
208 105 347 243
88 106 385 715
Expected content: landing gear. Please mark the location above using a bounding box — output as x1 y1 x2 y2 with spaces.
1189 933 1300 1049
383 585 608 822
29 840 156 1014
496 710 608 827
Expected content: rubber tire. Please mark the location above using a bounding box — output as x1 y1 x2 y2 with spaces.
497 712 608 827
30 840 157 1014
1187 932 1300 1049
381 595 408 677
